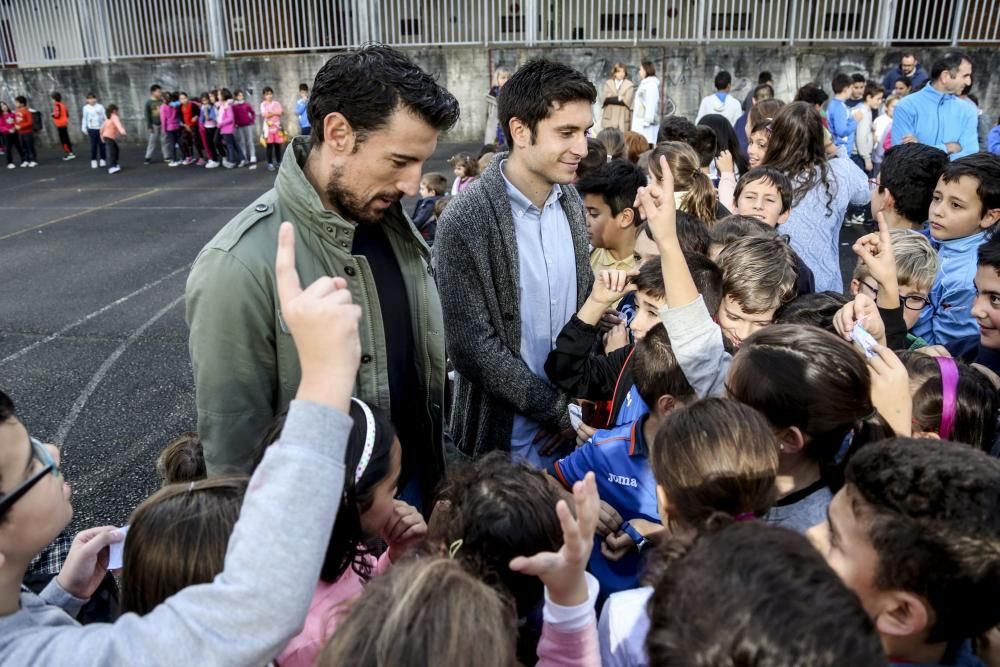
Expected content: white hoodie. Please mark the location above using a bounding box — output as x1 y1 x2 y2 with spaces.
695 92 742 126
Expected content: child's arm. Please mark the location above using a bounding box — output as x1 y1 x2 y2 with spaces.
511 473 602 667
853 213 900 309
114 115 126 136
716 150 737 211
639 156 731 398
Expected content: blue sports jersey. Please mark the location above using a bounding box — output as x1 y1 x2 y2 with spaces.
613 384 649 427
551 415 660 599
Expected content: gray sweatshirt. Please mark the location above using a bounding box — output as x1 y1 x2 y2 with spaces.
0 399 350 666
658 296 730 399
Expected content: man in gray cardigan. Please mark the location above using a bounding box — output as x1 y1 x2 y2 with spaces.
435 60 596 463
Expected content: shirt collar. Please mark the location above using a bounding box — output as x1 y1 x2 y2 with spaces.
500 159 563 216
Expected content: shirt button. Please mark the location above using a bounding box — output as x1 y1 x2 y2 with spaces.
326 225 334 233
361 354 372 364
345 266 356 276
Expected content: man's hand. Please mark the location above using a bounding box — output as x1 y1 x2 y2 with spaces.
901 133 918 144
945 142 962 154
276 221 362 413
597 500 624 537
57 527 124 600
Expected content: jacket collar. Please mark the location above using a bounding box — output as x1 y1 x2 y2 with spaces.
935 230 987 253
274 136 419 252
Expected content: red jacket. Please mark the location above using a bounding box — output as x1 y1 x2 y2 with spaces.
180 101 200 128
15 108 33 133
51 101 69 128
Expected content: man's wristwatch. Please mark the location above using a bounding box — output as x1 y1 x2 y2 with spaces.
620 520 650 554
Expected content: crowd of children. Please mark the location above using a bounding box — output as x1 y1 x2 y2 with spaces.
0 82 309 174
3 49 1000 667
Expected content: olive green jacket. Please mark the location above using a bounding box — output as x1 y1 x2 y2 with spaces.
186 136 445 482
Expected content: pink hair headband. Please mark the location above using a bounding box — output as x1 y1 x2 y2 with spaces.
936 356 959 441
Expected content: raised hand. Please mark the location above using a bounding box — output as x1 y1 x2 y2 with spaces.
716 149 734 175
509 472 599 607
833 293 887 347
275 222 362 412
590 269 638 305
852 212 899 308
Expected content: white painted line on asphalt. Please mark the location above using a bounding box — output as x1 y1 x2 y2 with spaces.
0 263 191 365
0 188 161 241
53 294 185 447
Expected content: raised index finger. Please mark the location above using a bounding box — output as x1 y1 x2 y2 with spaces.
275 222 302 307
657 155 675 196
875 211 892 247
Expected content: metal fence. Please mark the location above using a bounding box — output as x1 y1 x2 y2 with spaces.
2 0 998 67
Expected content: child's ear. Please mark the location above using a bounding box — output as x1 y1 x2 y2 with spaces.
616 207 636 229
881 189 896 215
655 394 677 417
776 426 806 455
656 484 670 524
777 209 791 225
874 590 933 640
850 279 861 296
979 207 1000 230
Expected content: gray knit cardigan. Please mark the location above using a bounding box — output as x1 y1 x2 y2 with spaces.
434 152 593 459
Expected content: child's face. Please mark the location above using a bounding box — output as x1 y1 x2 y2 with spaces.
736 178 787 227
853 278 930 331
972 265 1000 350
264 92 273 102
929 175 1000 241
893 81 910 96
850 81 865 99
583 193 631 250
359 438 402 538
717 296 775 347
885 100 898 118
633 233 660 267
866 92 884 110
179 94 188 104
0 417 74 560
807 487 886 622
453 165 465 178
86 97 96 105
419 181 433 198
235 92 244 102
747 130 769 168
631 290 667 341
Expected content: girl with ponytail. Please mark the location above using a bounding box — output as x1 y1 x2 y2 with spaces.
647 141 722 227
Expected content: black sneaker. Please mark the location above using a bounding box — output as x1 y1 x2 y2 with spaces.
144 159 152 165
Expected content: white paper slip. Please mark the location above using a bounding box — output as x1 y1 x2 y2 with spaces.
107 525 130 571
568 403 583 431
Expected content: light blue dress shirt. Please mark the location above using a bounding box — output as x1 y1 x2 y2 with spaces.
501 160 578 467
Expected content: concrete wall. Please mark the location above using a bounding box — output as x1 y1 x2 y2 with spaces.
2 45 997 148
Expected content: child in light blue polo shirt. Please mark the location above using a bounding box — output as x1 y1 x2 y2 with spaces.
549 323 696 600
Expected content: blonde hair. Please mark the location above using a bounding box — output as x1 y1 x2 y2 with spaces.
649 141 719 227
884 93 903 108
319 557 515 667
718 236 798 313
852 229 938 292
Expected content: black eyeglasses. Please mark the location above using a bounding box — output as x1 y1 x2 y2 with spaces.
0 437 60 516
860 281 931 311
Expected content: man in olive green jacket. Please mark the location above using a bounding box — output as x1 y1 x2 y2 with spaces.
186 46 459 502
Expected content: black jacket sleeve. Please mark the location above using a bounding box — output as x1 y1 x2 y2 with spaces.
879 305 909 351
544 315 633 400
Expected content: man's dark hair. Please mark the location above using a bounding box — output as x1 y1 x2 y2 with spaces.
576 138 608 181
879 144 948 224
309 43 460 147
658 115 697 144
497 59 596 147
794 83 828 106
753 83 774 102
646 523 883 667
632 323 695 408
735 167 794 214
845 438 1000 642
774 291 849 334
931 50 971 81
689 126 717 168
758 71 773 84
940 153 1000 218
150 84 161 93
851 73 866 84
576 159 646 217
832 73 852 94
978 232 1000 271
714 71 732 91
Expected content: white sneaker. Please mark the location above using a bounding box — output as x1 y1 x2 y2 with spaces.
222 159 235 169
249 163 257 170
99 159 106 167
19 161 27 167
108 165 121 174
236 160 247 168
6 163 15 169
91 160 98 168
65 153 76 160
205 160 219 169
168 161 181 167
27 161 37 167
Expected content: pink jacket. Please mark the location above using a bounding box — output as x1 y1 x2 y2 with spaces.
276 552 392 667
161 103 180 132
1 111 15 135
100 114 126 141
217 101 236 134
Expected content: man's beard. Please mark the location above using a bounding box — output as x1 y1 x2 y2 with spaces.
325 163 401 224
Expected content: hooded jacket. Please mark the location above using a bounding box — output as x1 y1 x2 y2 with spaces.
891 83 979 159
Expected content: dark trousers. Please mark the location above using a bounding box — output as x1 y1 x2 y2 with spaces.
88 128 106 161
181 127 204 159
204 127 218 160
166 129 182 162
222 132 244 164
2 133 22 164
19 133 36 161
57 126 73 154
106 138 119 167
266 142 283 165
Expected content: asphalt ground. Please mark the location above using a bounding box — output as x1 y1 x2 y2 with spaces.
0 140 862 537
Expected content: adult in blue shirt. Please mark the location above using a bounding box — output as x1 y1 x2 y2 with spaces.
882 52 930 96
891 51 977 159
